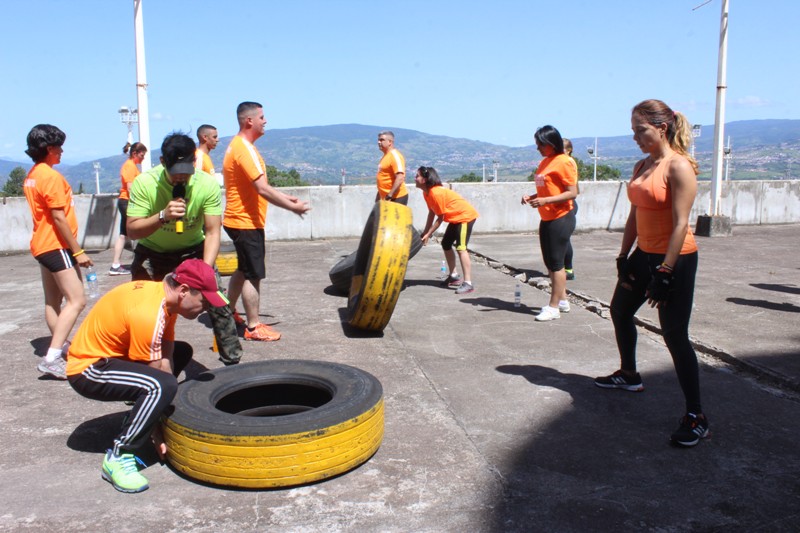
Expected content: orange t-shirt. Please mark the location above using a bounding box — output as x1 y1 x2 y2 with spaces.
423 186 479 224
223 135 268 229
533 154 577 221
118 158 140 200
23 162 79 256
376 149 408 199
195 149 215 174
627 155 698 255
66 280 177 376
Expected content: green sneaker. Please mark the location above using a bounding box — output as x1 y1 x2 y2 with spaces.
101 450 149 493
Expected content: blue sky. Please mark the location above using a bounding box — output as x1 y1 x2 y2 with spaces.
1 0 798 164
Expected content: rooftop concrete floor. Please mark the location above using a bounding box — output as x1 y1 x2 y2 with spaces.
1 224 798 532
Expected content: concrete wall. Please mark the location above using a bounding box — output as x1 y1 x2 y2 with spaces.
2 180 799 253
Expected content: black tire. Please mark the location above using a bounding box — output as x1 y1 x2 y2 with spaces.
328 251 358 296
347 202 413 331
162 360 384 489
409 226 423 260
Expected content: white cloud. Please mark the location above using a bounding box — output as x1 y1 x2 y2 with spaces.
731 95 771 108
151 112 173 121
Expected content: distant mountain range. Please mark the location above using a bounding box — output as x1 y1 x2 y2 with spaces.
2 119 799 191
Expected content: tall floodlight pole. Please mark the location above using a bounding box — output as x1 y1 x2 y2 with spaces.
587 138 598 181
133 0 152 170
723 137 732 181
93 162 101 194
709 0 729 215
691 124 702 159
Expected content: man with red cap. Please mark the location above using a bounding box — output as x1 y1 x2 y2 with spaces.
66 259 228 493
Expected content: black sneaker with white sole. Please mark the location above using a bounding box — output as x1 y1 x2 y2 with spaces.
670 413 710 447
594 370 644 392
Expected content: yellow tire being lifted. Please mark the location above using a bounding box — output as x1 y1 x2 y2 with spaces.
162 360 384 489
347 201 413 331
215 243 237 276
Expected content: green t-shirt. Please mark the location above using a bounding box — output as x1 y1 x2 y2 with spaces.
127 165 222 253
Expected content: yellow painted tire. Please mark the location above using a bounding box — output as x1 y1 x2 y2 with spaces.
162 360 384 489
347 202 413 331
215 245 238 276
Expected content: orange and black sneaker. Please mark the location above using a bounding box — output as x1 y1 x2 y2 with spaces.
244 323 281 342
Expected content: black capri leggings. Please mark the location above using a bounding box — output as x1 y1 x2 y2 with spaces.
610 249 701 413
539 210 576 272
117 199 129 236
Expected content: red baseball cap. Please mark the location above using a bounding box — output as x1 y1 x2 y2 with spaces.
172 259 229 307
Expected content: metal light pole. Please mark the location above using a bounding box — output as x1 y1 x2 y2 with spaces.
118 106 138 145
133 0 152 169
723 137 732 181
691 124 702 159
492 160 499 182
93 162 101 194
709 0 729 216
587 138 598 181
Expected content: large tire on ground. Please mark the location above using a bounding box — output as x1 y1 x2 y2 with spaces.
347 202 413 331
328 226 422 297
162 359 384 489
216 243 238 276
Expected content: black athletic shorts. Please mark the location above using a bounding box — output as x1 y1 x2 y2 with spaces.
35 249 77 273
223 227 266 280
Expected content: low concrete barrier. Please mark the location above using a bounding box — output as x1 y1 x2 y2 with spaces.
1 180 798 253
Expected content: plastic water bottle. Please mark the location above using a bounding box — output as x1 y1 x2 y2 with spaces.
440 260 447 280
85 266 99 299
514 283 522 307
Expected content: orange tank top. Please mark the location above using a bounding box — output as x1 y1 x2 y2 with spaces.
627 154 697 255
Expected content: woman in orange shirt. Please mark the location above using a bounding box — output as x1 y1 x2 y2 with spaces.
23 124 93 379
521 125 578 321
110 142 147 275
594 99 708 447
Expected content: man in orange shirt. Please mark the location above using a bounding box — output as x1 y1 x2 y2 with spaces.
67 259 229 493
223 101 311 341
194 124 218 176
375 130 409 204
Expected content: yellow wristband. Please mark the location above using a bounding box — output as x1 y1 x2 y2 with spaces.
72 249 85 257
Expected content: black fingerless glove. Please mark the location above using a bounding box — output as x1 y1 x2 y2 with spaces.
616 255 631 282
646 267 673 303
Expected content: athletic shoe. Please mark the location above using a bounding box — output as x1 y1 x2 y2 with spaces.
670 413 710 447
534 305 561 321
37 357 67 380
232 311 246 327
455 282 474 295
102 450 149 493
244 323 282 342
565 269 575 281
594 370 644 392
558 300 571 313
108 265 130 276
440 274 461 287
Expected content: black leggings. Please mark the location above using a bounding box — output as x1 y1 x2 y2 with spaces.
68 342 192 456
610 249 701 413
539 210 576 272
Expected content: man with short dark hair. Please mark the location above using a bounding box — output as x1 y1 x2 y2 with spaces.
222 101 311 341
67 259 229 493
195 124 218 175
126 132 242 365
376 130 408 204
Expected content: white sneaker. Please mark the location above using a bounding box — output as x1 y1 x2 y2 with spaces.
558 300 571 313
37 357 67 380
535 305 561 322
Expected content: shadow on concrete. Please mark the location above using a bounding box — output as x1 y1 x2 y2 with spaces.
750 282 800 296
30 336 50 356
458 296 539 314
67 411 127 454
726 297 800 313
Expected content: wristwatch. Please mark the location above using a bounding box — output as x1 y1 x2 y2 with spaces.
385 196 394 202
158 210 168 225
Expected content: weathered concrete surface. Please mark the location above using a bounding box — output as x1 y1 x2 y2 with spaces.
0 225 798 532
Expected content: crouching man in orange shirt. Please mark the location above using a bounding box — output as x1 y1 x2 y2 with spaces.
66 259 229 493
